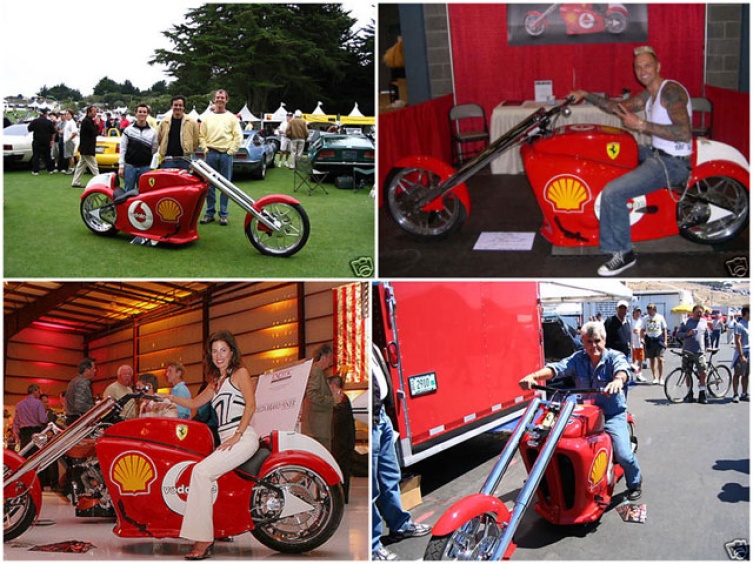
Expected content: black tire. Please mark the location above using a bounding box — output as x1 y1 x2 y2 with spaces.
250 465 344 553
677 176 749 244
385 167 467 240
706 364 732 398
245 203 310 257
606 12 627 34
4 479 37 542
664 367 692 403
80 192 118 236
424 512 507 560
524 12 547 36
628 420 638 454
253 160 267 180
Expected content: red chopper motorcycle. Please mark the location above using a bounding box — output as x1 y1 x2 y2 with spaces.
80 158 310 257
424 385 637 560
385 98 749 248
4 391 345 553
524 4 629 37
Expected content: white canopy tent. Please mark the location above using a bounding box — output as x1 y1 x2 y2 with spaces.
540 280 633 303
238 103 260 122
348 102 365 117
311 101 325 115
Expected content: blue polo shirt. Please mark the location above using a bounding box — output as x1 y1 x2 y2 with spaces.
171 381 192 419
546 348 630 418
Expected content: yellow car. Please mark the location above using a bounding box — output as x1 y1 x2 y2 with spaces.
94 128 121 169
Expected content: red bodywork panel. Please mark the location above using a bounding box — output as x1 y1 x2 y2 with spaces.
522 124 680 247
379 282 541 462
519 403 623 525
393 155 472 216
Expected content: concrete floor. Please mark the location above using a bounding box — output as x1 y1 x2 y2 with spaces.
4 477 369 561
379 169 750 278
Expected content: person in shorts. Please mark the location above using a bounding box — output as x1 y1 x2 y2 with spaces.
644 303 668 384
677 304 709 404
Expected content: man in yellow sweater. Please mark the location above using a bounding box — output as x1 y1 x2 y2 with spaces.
199 89 242 226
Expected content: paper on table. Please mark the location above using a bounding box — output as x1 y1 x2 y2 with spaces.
473 232 535 251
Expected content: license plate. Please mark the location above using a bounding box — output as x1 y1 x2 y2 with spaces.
342 150 357 160
96 147 104 153
408 372 437 397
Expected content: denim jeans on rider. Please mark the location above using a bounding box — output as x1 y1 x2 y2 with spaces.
124 164 151 194
161 159 192 171
372 406 411 552
599 146 691 253
205 150 232 219
604 410 641 490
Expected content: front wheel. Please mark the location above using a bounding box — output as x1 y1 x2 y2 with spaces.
706 364 732 398
4 464 38 542
81 192 118 236
424 512 509 561
677 176 748 244
385 167 467 240
250 465 344 553
605 12 627 34
523 12 547 36
245 203 310 257
664 367 693 403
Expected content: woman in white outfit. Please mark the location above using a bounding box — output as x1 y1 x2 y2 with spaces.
166 330 259 560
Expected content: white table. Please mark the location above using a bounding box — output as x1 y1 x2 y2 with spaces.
489 101 649 175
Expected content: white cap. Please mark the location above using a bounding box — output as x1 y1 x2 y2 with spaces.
617 300 630 309
294 109 302 118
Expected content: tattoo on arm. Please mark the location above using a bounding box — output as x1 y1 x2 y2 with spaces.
645 82 691 142
585 92 619 113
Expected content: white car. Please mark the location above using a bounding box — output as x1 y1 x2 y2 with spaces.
3 123 33 165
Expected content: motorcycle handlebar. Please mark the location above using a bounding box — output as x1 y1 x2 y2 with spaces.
531 383 604 395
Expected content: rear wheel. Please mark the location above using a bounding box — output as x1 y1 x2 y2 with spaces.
245 203 310 257
4 464 38 542
677 176 748 244
385 167 467 240
706 364 732 398
424 511 510 561
523 12 547 36
253 161 267 180
605 12 627 34
664 367 692 403
250 465 344 553
81 192 118 235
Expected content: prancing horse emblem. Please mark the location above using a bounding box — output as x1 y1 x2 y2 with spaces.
607 142 620 160
176 425 188 441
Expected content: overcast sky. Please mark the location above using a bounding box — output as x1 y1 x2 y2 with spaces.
1 1 374 100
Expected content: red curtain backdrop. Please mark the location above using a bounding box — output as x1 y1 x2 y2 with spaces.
705 85 749 157
448 4 706 114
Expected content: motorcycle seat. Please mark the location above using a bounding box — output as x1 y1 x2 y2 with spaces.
234 447 272 480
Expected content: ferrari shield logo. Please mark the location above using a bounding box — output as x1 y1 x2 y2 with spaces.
176 425 188 441
606 142 620 160
148 177 156 187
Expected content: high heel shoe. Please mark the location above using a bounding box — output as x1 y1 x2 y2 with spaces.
185 542 214 560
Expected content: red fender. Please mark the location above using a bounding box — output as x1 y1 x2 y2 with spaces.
79 173 118 201
3 449 43 524
245 194 303 230
393 155 472 216
258 450 342 487
687 161 750 190
432 494 516 558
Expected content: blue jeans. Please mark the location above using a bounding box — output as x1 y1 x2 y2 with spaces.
599 146 691 253
205 150 232 218
161 158 191 170
604 410 641 489
372 407 411 552
124 164 150 193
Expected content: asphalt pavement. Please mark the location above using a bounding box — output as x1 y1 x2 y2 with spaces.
380 342 749 560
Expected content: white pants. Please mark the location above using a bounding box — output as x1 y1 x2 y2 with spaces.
289 139 305 168
179 427 259 542
72 154 99 185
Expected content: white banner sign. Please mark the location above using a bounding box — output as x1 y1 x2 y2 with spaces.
251 359 312 438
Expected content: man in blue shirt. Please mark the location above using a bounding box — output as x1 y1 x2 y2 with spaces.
732 306 749 403
519 321 642 500
166 361 192 419
677 304 709 404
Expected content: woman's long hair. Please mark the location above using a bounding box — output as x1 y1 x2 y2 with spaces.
205 330 243 383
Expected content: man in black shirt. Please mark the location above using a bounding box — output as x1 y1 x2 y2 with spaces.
158 95 199 170
71 106 100 187
27 108 56 175
605 300 632 358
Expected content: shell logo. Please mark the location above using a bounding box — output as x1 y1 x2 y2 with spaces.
157 198 184 222
589 449 609 486
544 175 590 212
111 451 157 495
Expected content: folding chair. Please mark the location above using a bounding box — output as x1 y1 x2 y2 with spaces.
293 156 329 195
353 166 375 193
690 97 713 138
449 102 490 166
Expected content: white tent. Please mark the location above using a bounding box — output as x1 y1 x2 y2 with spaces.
238 103 260 122
187 107 200 121
199 102 214 121
348 102 365 117
264 103 288 122
311 101 325 115
540 280 633 303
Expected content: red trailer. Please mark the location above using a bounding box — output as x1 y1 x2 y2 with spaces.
374 281 543 467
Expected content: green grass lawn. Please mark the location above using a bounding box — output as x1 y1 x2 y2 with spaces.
3 165 375 278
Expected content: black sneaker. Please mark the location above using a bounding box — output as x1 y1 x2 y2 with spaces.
740 393 749 402
598 250 637 276
372 546 398 561
200 215 215 224
682 393 695 403
391 521 431 539
698 390 708 404
627 483 642 501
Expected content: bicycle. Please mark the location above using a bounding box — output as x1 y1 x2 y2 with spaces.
664 348 732 403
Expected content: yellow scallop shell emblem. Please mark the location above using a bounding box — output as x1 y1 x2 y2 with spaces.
589 449 608 486
112 453 156 494
157 198 183 222
544 176 590 212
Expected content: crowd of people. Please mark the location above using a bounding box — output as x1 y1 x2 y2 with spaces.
5 333 360 559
